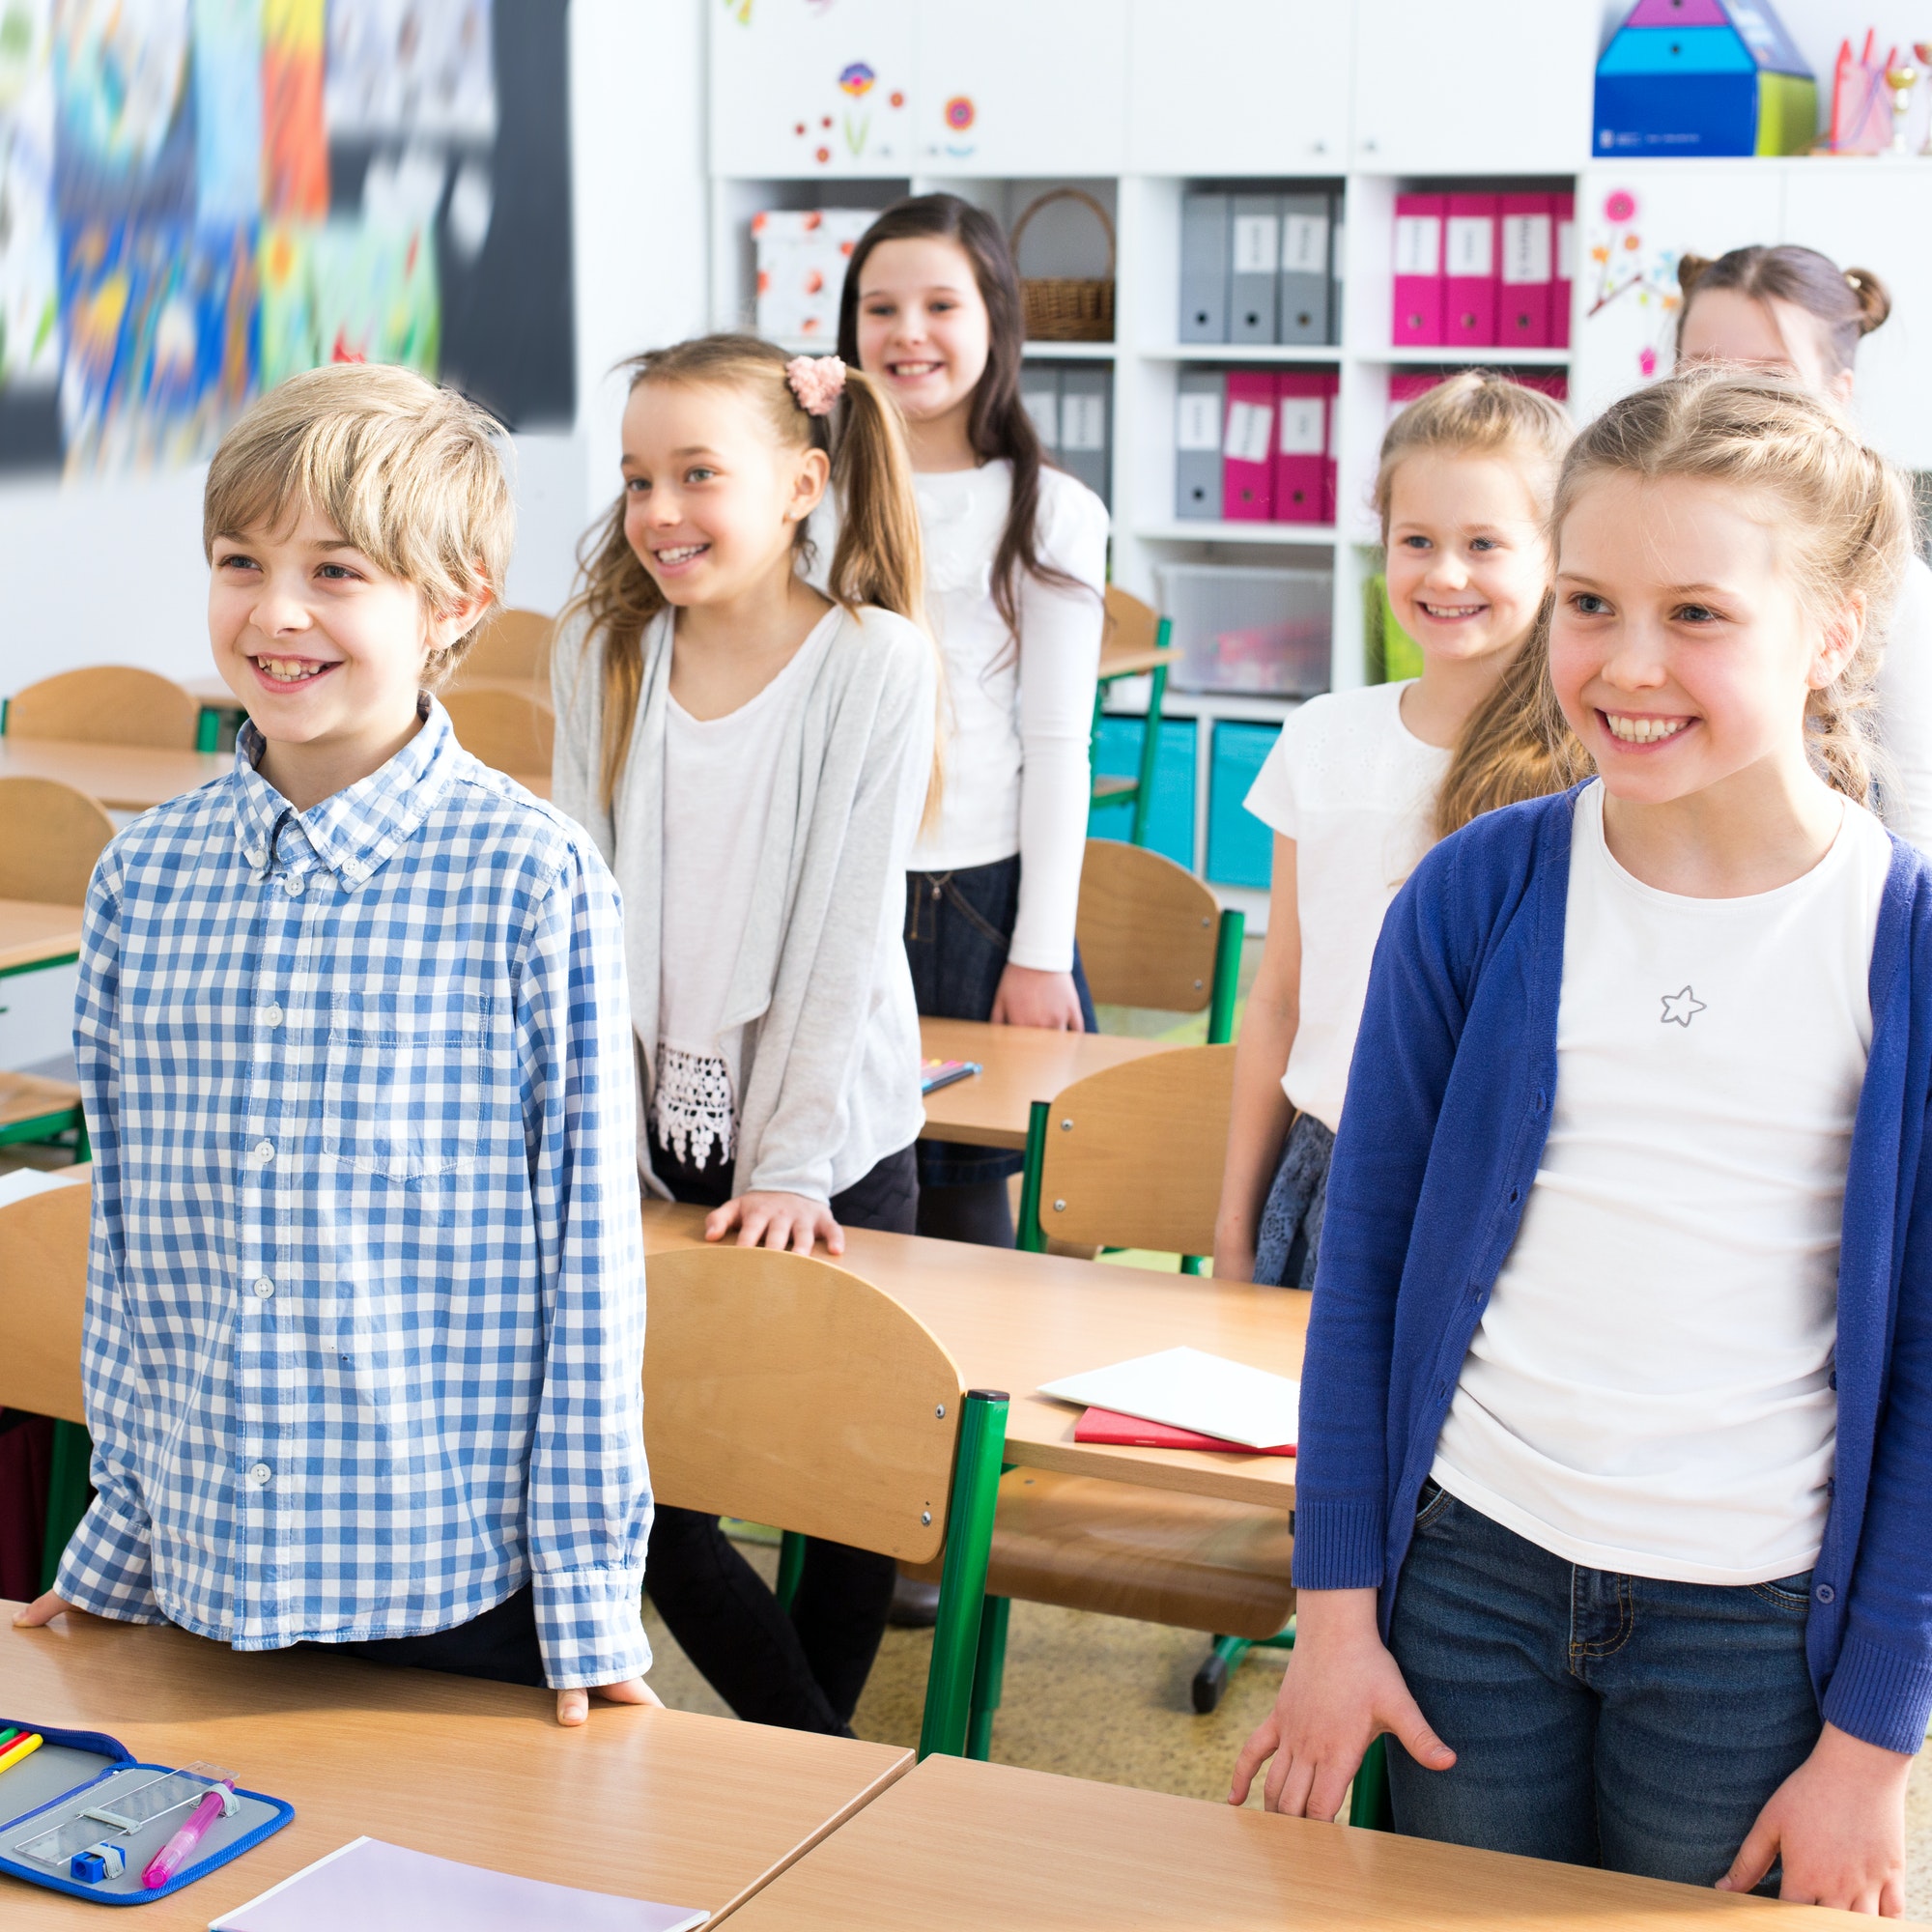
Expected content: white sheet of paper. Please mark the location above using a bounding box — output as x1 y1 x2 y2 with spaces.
1038 1347 1299 1450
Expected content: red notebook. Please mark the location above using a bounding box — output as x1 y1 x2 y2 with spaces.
1076 1406 1295 1456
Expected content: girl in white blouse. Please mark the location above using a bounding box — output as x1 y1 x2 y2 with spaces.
830 193 1110 1248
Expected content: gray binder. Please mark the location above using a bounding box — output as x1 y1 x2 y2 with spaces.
1058 364 1111 505
1328 192 1346 345
1175 368 1225 520
1230 193 1279 344
1020 363 1061 453
1278 193 1331 346
1179 192 1230 343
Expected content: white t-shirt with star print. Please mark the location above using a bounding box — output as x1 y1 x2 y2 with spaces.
1432 780 1894 1584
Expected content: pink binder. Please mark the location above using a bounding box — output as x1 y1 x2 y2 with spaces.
1498 192 1554 349
1391 193 1446 347
1222 369 1276 521
1552 192 1575 349
1445 193 1498 348
1272 373 1330 525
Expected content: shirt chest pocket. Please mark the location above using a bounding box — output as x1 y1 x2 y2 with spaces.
321 989 507 1184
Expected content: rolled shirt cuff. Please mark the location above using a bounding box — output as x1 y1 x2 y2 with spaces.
532 1565 653 1690
54 1495 164 1623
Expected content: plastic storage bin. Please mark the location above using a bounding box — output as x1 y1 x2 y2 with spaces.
1156 564 1332 696
1089 716 1196 870
1207 721 1282 889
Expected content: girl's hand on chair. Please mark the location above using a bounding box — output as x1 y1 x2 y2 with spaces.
13 1591 82 1629
1719 1721 1910 1914
555 1677 664 1727
990 963 1085 1031
1228 1587 1454 1820
706 1190 845 1256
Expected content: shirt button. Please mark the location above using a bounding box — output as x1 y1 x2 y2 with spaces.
248 1463 272 1487
343 858 365 879
261 1004 283 1028
1815 1583 1835 1604
253 1139 275 1164
252 1277 274 1299
283 873 304 896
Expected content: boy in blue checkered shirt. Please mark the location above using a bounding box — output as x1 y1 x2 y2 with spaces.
14 365 656 1726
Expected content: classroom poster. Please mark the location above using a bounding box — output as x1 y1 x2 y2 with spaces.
262 0 327 216
191 0 263 223
50 0 197 220
259 213 437 388
0 0 61 394
325 0 496 141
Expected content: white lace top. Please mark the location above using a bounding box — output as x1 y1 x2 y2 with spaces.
655 612 838 1166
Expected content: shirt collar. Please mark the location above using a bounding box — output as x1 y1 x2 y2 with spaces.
230 696 463 888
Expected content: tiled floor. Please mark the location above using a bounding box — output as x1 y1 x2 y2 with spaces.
644 1537 1932 1918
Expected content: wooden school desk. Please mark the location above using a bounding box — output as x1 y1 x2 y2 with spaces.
727 1749 1900 1932
0 742 227 814
0 902 83 978
640 1201 1302 1513
0 1611 911 1929
919 1015 1170 1151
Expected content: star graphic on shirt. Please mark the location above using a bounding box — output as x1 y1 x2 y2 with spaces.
1660 985 1706 1028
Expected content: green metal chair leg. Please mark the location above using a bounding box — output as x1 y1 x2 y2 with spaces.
1207 907 1246 1046
41 1420 93 1594
775 1529 807 1613
918 1388 1010 1760
1128 659 1169 850
1015 1100 1050 1255
1350 1734 1394 1831
965 1592 1010 1760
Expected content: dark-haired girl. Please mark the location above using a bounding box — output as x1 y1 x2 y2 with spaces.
829 192 1109 1249
1677 244 1932 850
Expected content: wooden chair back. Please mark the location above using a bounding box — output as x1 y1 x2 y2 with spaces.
7 668 199 750
1100 584 1160 667
0 1178 90 1423
0 778 117 903
643 1246 965 1564
442 687 555 779
1075 838 1220 1013
1038 1045 1235 1255
458 607 554 684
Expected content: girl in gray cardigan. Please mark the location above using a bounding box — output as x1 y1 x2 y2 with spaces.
551 335 936 1735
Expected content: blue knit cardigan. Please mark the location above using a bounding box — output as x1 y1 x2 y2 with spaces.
1293 786 1932 1755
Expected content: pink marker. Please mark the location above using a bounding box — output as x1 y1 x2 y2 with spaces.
141 1778 235 1889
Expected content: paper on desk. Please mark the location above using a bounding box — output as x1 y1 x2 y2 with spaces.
1038 1347 1299 1450
208 1836 709 1932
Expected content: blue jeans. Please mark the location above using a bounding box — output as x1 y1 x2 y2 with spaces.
1386 1483 1820 1889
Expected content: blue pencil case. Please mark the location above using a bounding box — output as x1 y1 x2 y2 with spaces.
0 1720 294 1906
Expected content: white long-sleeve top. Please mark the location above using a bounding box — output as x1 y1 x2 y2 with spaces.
1878 556 1932 856
817 460 1109 971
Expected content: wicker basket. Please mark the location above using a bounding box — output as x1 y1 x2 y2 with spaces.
1009 187 1116 342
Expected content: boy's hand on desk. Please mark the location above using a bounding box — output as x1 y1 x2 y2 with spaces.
1719 1721 1910 1914
13 1590 82 1629
1228 1587 1454 1820
555 1678 664 1727
990 963 1086 1031
705 1191 845 1257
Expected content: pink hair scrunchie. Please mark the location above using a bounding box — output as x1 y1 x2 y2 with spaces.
785 354 846 416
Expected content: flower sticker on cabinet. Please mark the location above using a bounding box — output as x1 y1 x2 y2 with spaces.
786 54 905 164
1577 185 1683 395
941 94 976 160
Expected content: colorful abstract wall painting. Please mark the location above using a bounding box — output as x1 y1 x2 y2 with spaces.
0 0 573 477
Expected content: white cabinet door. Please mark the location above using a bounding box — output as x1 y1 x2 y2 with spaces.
1783 164 1932 470
1570 164 1787 427
1350 0 1595 174
1126 0 1351 173
710 0 916 177
913 0 1126 177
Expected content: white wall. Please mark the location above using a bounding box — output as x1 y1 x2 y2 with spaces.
0 0 709 696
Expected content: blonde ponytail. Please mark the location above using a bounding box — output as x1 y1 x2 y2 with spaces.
825 365 924 622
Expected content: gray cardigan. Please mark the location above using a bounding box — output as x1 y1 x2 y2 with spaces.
551 601 934 1204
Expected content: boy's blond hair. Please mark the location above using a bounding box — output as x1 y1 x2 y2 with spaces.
204 363 514 685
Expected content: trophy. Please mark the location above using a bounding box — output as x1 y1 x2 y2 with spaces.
1886 58 1921 155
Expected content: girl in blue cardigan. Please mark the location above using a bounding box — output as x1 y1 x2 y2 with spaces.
1232 368 1931 1916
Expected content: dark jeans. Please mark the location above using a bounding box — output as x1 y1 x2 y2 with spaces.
300 1583 546 1688
1253 1112 1334 1290
644 1138 916 1733
1386 1482 1820 1889
904 855 1097 1241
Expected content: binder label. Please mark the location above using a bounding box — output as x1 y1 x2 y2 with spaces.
1233 213 1279 276
1556 217 1577 280
1393 214 1440 277
1176 391 1221 452
1281 213 1329 275
1500 214 1551 285
1061 392 1106 452
1022 387 1059 448
1277 396 1325 456
1445 216 1494 278
1223 400 1273 465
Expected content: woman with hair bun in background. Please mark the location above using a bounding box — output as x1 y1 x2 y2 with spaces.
1677 244 1932 850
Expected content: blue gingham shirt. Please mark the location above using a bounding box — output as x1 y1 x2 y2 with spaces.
57 700 653 1690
